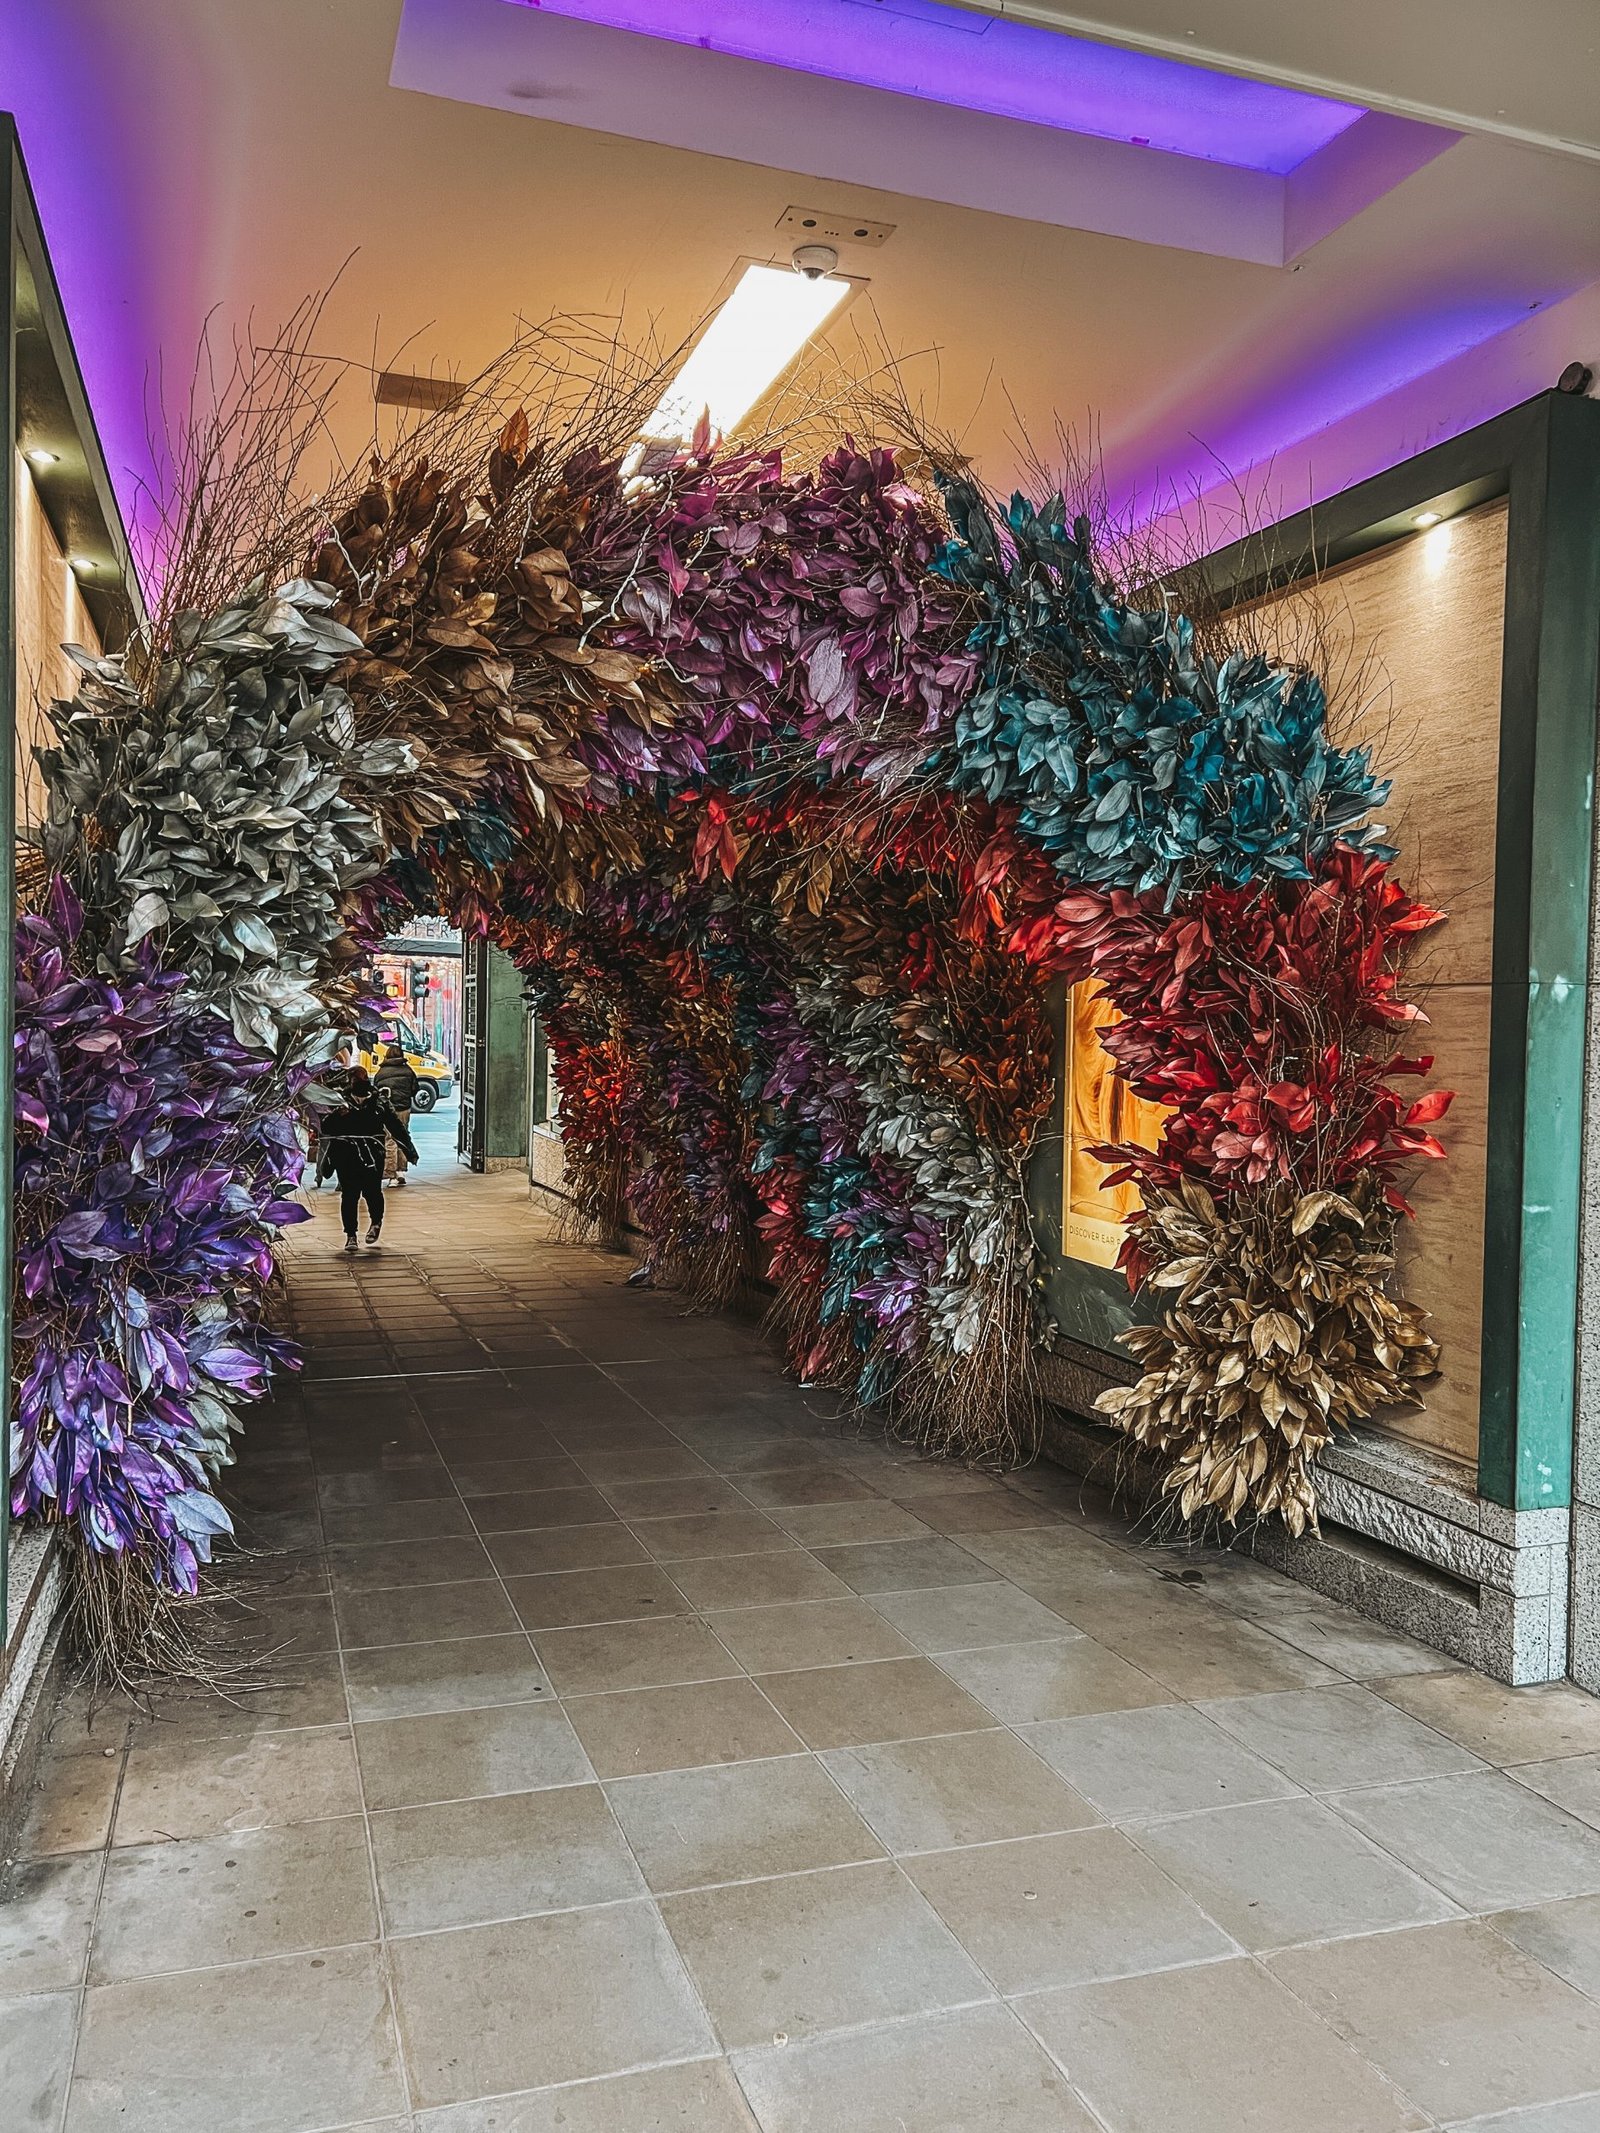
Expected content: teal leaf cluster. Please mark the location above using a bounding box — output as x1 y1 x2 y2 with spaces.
934 483 1394 901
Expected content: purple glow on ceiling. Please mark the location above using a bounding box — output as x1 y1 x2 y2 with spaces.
509 0 1364 174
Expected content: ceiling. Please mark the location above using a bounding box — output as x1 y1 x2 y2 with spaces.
4 0 1598 566
970 0 1600 158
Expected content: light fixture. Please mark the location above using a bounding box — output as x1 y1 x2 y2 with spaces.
25 447 60 469
70 555 97 574
1413 511 1442 528
641 262 851 444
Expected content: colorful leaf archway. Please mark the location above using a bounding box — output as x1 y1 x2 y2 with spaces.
12 374 1452 1656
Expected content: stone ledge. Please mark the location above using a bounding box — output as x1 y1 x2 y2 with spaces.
1 1527 66 1851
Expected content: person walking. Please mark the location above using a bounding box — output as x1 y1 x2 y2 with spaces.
315 1065 418 1253
374 1037 420 1187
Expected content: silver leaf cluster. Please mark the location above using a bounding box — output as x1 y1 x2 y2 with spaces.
39 580 413 1056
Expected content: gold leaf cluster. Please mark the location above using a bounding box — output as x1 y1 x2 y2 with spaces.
1096 1175 1439 1535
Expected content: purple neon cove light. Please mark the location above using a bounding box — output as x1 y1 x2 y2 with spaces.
510 0 1363 173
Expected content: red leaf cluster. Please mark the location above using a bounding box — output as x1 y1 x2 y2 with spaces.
1021 844 1454 1208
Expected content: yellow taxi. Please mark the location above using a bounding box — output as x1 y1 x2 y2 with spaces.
353 1012 454 1112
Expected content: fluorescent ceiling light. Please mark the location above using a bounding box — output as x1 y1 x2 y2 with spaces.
642 263 850 443
507 0 1364 175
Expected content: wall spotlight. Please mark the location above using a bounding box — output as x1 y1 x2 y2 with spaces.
25 447 60 469
70 555 97 573
1412 511 1442 529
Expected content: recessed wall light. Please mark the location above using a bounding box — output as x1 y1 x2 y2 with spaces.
1413 511 1442 528
70 556 97 573
641 262 851 444
25 448 60 468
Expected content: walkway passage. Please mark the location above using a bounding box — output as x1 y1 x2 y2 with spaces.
9 1167 1600 2131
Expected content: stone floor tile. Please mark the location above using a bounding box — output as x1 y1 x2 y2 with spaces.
564 1677 803 1778
660 1859 989 2048
335 1578 521 1649
1021 1956 1432 2133
114 1724 362 1844
321 1497 475 1546
627 1512 798 1563
1443 2098 1600 2131
1509 1753 1600 1833
315 1464 453 1510
0 1852 100 1995
436 1424 594 1464
770 1501 933 1547
1332 1770 1600 1912
129 1657 350 1741
1371 1673 1600 1766
958 1526 1143 1590
1199 1683 1486 1792
1269 1920 1600 2124
811 1536 1002 1594
1490 1893 1600 2001
935 1637 1174 1724
486 1524 651 1576
538 1418 678 1455
371 1782 643 1933
91 1818 375 1982
533 1616 742 1695
326 1533 495 1589
665 1552 851 1612
733 1465 882 1509
467 1485 620 1534
606 1755 885 1891
356 1700 592 1811
447 1454 587 1496
821 1728 1100 1853
867 1581 1081 1654
343 1634 551 1722
568 1446 715 1485
0 1989 75 2131
390 1903 713 2108
1133 1795 1458 1951
754 1656 996 1749
601 1477 755 1520
733 2001 1096 2132
871 1463 1012 1502
17 1738 124 1857
1021 1703 1302 1822
211 1547 332 1599
211 1590 340 1659
1262 1609 1460 1679
69 1945 405 2133
702 1597 916 1673
905 1489 1065 1536
1133 1542 1331 1620
504 1564 692 1631
416 2058 760 2131
1099 1607 1345 1700
903 1826 1231 1993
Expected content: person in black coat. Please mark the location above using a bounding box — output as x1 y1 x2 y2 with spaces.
315 1066 419 1252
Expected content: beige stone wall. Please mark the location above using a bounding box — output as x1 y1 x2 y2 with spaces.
1244 499 1508 1467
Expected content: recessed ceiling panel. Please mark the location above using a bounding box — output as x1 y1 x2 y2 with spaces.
508 0 1364 174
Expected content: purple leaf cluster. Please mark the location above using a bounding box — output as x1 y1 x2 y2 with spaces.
609 444 979 788
10 879 308 1593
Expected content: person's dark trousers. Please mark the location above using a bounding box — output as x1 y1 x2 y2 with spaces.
340 1166 385 1237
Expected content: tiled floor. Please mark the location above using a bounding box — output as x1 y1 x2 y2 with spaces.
9 1166 1600 2131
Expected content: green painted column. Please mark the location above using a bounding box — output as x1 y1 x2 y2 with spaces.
484 945 529 1163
